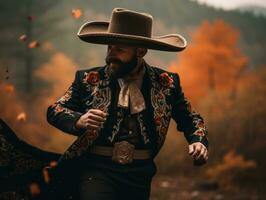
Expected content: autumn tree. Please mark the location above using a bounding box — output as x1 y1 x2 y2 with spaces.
169 19 248 102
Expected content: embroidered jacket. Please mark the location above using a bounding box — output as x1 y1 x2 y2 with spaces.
47 62 209 162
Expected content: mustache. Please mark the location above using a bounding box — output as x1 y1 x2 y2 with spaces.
105 56 123 65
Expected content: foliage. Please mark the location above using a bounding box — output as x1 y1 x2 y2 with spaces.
206 150 256 191
169 19 248 102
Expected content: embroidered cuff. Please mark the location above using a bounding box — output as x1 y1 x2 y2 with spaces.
189 135 209 150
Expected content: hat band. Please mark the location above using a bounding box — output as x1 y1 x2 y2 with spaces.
108 25 152 38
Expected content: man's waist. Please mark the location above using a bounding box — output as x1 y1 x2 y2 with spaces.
88 141 152 165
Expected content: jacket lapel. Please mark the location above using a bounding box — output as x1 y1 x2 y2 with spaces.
61 66 114 161
145 63 172 150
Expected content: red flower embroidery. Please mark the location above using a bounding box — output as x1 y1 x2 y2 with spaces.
154 116 162 126
59 89 72 102
54 104 65 113
159 72 174 87
193 130 205 137
197 121 205 128
84 71 100 85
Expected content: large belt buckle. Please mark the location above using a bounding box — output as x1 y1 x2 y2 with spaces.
112 141 135 164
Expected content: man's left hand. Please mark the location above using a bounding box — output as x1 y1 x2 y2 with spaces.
188 142 208 162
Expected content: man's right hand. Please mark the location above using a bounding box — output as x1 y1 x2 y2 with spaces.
75 109 108 131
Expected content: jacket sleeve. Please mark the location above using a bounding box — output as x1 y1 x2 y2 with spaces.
46 70 86 136
171 73 209 149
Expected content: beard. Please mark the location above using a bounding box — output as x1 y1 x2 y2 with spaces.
105 54 138 79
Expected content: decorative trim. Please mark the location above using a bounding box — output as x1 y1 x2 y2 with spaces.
63 67 112 160
137 112 150 144
149 67 173 149
108 107 123 142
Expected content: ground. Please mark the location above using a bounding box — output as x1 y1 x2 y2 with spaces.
150 174 263 200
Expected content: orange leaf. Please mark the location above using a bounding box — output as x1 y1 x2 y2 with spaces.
19 34 27 42
42 167 50 184
28 40 40 49
29 182 41 197
50 160 58 167
17 112 27 122
72 9 82 19
4 84 15 93
27 15 34 21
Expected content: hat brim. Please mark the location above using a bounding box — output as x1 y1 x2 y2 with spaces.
77 21 187 52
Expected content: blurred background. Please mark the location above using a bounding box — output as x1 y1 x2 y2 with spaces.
0 0 265 199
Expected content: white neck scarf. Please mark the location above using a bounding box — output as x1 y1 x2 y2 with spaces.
117 63 146 114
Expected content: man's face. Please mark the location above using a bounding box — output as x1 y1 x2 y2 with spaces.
105 45 138 79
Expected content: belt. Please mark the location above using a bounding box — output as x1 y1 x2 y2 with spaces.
88 141 152 165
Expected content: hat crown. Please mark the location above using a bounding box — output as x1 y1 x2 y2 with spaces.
107 8 153 38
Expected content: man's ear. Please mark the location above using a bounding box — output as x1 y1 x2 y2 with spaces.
137 48 148 58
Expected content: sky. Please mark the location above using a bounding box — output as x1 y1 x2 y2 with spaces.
194 0 266 10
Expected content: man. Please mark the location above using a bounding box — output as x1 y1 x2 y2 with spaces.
47 8 209 200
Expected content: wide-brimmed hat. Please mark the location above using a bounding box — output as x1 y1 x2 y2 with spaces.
77 8 187 51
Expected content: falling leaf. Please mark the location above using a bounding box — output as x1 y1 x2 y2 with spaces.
42 167 50 184
17 112 27 122
28 40 40 49
29 182 41 197
5 66 9 79
160 180 170 188
72 9 82 19
42 161 57 184
190 190 200 198
50 160 58 167
18 34 27 42
27 15 34 21
4 84 15 93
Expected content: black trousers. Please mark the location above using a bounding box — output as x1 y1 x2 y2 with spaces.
77 160 156 200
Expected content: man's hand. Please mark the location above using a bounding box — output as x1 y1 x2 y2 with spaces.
188 142 208 163
75 109 107 131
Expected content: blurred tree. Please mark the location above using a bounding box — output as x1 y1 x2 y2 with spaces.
0 0 60 94
168 19 249 164
169 19 248 102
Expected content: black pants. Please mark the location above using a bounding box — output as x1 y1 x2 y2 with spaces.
78 164 155 200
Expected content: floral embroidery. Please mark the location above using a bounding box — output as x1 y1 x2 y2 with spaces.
51 103 76 117
159 72 174 88
50 86 75 116
150 68 172 149
108 107 124 142
154 116 162 126
191 117 208 140
58 87 73 103
91 86 111 113
63 67 111 160
83 71 100 85
53 104 65 113
137 112 150 144
193 130 205 137
64 131 96 159
196 120 205 129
